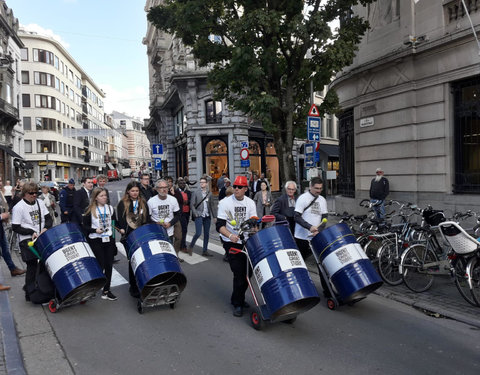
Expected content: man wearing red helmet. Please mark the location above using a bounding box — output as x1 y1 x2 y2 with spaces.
216 175 257 317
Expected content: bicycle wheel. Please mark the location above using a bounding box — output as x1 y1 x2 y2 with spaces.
401 244 437 292
470 256 480 306
453 256 478 306
363 238 383 265
377 242 403 286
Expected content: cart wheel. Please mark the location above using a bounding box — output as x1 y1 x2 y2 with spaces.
283 316 297 324
251 309 265 331
169 302 175 309
327 298 336 310
137 300 144 314
48 300 57 313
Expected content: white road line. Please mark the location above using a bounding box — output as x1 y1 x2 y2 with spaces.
110 268 128 287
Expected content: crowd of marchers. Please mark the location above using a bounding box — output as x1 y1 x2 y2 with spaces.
1 169 366 318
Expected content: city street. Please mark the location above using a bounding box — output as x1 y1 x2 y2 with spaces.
1 179 479 375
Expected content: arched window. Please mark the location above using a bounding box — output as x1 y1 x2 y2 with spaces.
248 140 262 177
205 139 228 194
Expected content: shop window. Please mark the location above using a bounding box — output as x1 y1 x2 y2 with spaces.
265 142 279 191
205 138 228 194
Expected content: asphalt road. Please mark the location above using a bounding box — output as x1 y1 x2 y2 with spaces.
3 179 480 375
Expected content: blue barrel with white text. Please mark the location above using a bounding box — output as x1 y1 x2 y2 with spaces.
35 223 106 303
126 223 187 300
311 223 382 303
245 225 320 321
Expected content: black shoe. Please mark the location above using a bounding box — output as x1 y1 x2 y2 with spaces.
129 287 140 299
231 301 249 308
25 293 30 302
233 306 243 317
223 254 229 262
202 252 213 257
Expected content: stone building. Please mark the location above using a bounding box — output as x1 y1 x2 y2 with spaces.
143 0 340 195
0 1 24 182
332 0 480 213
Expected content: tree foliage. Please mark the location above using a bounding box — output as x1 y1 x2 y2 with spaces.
148 0 373 182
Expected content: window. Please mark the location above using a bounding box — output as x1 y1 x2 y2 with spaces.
21 71 29 84
5 84 11 104
174 108 185 136
205 100 222 124
35 117 56 131
37 140 57 153
21 48 28 61
22 94 30 107
35 95 57 109
338 109 355 197
23 117 31 131
33 49 54 65
34 71 55 87
453 76 480 193
25 140 32 153
265 142 280 192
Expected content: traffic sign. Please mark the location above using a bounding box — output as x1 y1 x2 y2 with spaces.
307 116 321 141
241 160 250 168
308 104 320 117
305 143 314 168
152 144 163 156
154 158 162 171
240 148 249 160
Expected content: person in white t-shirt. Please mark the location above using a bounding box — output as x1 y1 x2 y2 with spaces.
147 179 182 259
294 177 328 260
216 175 257 317
3 180 13 206
11 182 53 301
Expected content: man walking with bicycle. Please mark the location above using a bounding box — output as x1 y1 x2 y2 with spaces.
369 167 389 221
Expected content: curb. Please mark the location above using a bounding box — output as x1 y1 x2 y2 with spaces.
0 267 26 375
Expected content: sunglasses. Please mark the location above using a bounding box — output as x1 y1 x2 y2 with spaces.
233 185 245 189
26 191 38 195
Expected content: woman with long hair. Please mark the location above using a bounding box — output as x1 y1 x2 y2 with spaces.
116 181 150 298
253 180 273 218
82 187 117 301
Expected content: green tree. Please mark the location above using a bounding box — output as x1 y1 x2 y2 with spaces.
148 0 373 183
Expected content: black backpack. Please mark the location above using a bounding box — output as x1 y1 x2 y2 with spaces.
26 262 55 304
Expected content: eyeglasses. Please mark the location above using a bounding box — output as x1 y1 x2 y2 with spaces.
233 185 245 189
157 186 168 189
26 191 38 195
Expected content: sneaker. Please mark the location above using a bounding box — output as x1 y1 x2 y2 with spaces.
101 290 117 301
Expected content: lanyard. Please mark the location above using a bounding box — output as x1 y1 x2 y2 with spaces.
97 205 107 229
132 200 138 214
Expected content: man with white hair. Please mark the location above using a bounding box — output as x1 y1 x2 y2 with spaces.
271 180 298 234
369 167 389 221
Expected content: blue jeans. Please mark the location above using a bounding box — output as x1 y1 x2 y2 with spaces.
0 225 16 271
370 199 386 221
189 216 211 253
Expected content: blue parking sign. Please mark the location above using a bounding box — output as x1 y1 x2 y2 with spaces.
154 158 162 171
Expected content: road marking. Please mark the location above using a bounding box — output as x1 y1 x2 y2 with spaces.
110 268 128 287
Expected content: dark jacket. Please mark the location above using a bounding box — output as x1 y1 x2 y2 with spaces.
139 184 156 201
174 189 192 214
116 200 151 239
59 186 75 213
72 187 90 224
369 177 389 201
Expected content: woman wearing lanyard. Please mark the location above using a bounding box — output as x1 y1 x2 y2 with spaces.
82 187 117 301
116 181 150 298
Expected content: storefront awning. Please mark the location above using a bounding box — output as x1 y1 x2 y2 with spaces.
318 144 339 158
107 162 115 170
0 145 23 159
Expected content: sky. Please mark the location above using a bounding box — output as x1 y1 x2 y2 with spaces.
10 0 150 120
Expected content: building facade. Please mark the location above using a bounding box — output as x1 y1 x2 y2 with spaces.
19 29 107 182
0 1 24 182
143 0 340 194
332 0 480 213
111 111 151 175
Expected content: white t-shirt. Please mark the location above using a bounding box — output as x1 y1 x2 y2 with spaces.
3 185 13 197
147 195 180 237
294 192 328 240
88 204 114 239
12 199 50 242
217 194 257 244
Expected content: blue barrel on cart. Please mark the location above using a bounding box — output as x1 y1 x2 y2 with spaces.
245 225 320 321
311 223 382 303
35 223 106 303
126 223 187 300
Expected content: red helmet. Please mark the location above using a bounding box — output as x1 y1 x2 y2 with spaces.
233 176 248 187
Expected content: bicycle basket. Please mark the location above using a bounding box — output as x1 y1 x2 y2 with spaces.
423 209 446 226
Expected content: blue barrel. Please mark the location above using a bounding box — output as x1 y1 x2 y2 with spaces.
126 224 187 300
35 223 106 303
245 225 320 321
311 223 382 303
